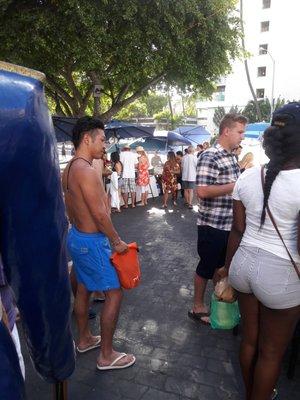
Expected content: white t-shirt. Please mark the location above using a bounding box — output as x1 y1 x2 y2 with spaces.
181 154 198 182
233 166 300 262
120 151 138 179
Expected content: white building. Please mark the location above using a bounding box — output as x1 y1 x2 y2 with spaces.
196 0 300 133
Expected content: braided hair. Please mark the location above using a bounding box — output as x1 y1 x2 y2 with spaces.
260 123 300 226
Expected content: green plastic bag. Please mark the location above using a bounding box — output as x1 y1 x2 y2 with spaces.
210 293 240 330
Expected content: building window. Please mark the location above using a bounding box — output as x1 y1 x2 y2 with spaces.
259 44 268 54
258 67 267 77
261 21 270 32
263 0 271 8
214 85 225 101
256 89 265 99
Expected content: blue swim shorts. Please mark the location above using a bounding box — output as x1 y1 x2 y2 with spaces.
67 226 120 292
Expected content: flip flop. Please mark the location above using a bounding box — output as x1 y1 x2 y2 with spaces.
76 336 101 353
271 389 278 400
188 310 210 321
96 353 136 371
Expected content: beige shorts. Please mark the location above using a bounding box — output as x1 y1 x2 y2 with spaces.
229 245 300 310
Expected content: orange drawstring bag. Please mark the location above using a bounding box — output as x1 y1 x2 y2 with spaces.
110 242 141 289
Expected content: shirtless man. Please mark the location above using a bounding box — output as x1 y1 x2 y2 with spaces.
62 116 135 370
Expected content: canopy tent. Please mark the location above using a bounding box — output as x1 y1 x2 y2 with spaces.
52 117 155 143
52 116 76 142
105 119 155 140
245 122 270 139
129 137 171 152
154 130 192 147
174 125 211 145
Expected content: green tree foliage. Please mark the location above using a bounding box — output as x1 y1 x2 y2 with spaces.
0 0 241 120
115 101 148 120
153 110 183 130
242 98 286 123
141 92 168 117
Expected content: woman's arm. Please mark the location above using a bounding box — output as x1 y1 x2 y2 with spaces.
218 200 246 278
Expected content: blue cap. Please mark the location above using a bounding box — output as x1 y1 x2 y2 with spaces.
272 102 300 127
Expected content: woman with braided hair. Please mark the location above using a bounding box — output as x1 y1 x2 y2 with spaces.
218 103 300 400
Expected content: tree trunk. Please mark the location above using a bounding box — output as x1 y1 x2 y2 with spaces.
240 0 262 121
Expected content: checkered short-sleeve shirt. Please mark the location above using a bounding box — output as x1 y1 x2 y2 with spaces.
196 143 240 231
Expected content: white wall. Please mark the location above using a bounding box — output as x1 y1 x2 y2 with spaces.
197 0 300 129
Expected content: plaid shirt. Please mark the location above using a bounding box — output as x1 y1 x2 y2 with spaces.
196 143 240 231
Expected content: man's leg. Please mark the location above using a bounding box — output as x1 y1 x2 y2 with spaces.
97 288 135 367
75 283 99 350
131 191 136 207
188 188 193 206
122 192 129 208
192 273 209 314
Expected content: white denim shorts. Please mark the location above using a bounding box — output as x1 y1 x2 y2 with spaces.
229 245 300 310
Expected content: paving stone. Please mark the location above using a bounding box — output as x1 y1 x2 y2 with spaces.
20 197 297 399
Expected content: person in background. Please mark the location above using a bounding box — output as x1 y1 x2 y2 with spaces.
189 113 246 324
239 152 254 173
162 151 180 208
175 151 184 200
202 141 210 151
181 146 198 209
196 144 204 158
61 142 66 158
219 103 300 400
233 144 243 161
151 151 163 171
110 151 123 213
136 146 150 206
120 145 138 208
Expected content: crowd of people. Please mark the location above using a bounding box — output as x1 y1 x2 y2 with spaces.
2 104 299 398
60 106 299 398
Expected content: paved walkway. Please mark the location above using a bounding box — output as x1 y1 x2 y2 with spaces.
22 197 299 399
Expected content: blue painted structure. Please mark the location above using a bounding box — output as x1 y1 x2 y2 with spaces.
245 122 270 139
105 119 155 139
175 125 211 144
0 63 75 398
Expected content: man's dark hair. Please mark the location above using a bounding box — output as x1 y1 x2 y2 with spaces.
72 116 105 149
219 113 248 135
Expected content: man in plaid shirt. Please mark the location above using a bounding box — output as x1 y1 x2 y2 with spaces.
188 114 247 324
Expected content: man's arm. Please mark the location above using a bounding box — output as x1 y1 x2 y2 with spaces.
197 183 235 199
196 152 235 199
79 168 127 252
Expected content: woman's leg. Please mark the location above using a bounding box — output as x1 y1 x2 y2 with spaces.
163 191 169 207
251 304 300 400
237 292 260 400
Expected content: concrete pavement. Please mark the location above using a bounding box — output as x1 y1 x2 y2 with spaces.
21 197 300 399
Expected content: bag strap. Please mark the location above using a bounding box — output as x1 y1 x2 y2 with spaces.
261 166 300 279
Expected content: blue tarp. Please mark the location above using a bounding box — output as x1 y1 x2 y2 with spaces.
155 131 191 146
105 120 155 139
175 125 211 144
52 117 155 142
129 137 170 152
245 122 270 139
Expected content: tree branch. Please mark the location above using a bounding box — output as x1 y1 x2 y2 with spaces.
62 66 83 106
46 75 78 115
101 74 164 121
